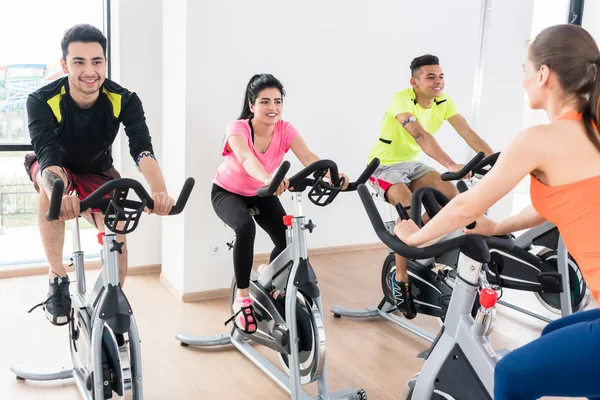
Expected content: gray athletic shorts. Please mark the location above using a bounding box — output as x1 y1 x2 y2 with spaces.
368 161 434 198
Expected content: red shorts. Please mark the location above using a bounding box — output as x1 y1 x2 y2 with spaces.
25 153 121 212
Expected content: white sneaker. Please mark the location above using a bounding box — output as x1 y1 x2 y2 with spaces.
257 264 269 274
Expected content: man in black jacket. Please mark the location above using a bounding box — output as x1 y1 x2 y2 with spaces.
25 24 174 326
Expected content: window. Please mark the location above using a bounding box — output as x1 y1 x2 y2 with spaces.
1 1 107 269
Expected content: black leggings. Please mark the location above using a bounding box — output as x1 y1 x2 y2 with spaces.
211 184 287 289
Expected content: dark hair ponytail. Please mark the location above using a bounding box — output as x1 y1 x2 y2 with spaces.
581 58 600 153
238 74 286 120
529 25 600 153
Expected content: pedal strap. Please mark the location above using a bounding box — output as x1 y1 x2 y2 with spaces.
225 304 257 334
27 300 48 314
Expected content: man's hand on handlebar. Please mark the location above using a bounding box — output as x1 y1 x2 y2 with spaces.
448 163 472 180
147 192 175 215
59 194 81 221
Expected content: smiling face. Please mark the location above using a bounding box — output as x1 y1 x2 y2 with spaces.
249 87 283 125
411 64 445 98
61 41 106 99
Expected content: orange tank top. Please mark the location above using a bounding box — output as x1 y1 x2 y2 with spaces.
529 110 600 304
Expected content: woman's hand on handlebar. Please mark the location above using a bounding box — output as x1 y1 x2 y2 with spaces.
448 163 472 180
394 219 440 247
274 178 290 196
146 192 175 215
325 171 350 190
264 175 290 196
463 214 497 236
393 219 420 247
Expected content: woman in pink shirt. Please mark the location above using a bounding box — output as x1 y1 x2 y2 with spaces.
212 74 349 333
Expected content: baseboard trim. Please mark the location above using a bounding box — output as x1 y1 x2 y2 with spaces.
0 261 100 280
128 264 161 276
0 262 160 280
181 242 387 302
159 274 230 303
2 242 387 302
182 288 231 303
253 241 386 262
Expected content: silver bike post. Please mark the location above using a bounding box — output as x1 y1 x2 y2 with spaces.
71 218 86 295
286 195 304 399
557 235 573 316
314 293 331 397
129 314 143 399
293 192 304 217
445 254 482 333
103 224 120 287
91 294 107 399
412 253 486 398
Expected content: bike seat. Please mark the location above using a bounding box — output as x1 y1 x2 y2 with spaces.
412 230 463 269
413 257 436 268
248 207 260 216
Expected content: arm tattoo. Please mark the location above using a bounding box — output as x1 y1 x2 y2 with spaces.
42 168 68 195
135 151 157 166
135 151 157 171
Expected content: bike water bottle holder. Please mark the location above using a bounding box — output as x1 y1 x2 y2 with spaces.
307 169 345 207
103 188 146 235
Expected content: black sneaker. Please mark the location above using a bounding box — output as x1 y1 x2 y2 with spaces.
28 276 72 326
391 272 417 320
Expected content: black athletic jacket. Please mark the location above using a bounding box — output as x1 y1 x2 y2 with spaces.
27 76 154 173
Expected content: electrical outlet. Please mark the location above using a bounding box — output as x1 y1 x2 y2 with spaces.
210 244 226 255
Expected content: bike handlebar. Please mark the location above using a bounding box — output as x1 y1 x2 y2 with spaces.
440 151 501 182
45 177 196 221
256 161 292 197
357 184 513 263
440 152 486 181
256 158 381 197
472 152 500 176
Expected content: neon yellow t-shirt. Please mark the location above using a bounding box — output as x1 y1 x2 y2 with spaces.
368 88 459 165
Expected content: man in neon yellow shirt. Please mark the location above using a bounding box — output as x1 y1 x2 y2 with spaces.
368 54 493 319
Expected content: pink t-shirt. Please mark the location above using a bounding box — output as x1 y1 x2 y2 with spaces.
213 119 300 196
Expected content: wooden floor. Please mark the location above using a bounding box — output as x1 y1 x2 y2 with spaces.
0 248 590 399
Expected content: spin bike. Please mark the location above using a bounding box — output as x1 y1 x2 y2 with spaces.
176 159 379 400
330 154 488 343
440 151 590 323
331 152 591 343
357 183 514 399
11 177 195 399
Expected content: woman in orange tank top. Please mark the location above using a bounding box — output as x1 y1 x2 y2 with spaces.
395 24 600 399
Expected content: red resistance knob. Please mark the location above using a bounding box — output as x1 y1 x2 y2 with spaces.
283 215 293 227
479 288 498 309
97 232 105 245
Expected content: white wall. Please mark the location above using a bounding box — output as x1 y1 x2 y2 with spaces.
113 0 535 294
111 0 164 268
161 0 188 292
521 0 570 130
583 1 600 44
168 0 533 294
471 0 535 219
